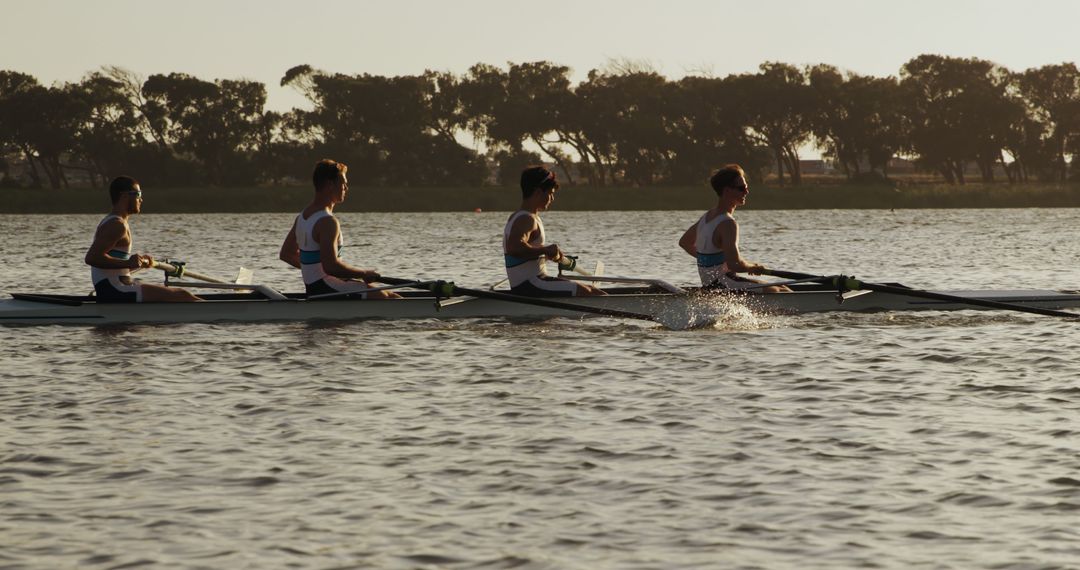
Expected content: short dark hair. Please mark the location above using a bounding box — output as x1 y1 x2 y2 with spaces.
520 165 559 198
709 164 746 196
109 176 139 204
313 159 347 191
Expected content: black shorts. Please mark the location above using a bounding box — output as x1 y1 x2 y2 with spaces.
94 278 139 303
305 278 368 299
702 272 759 291
509 276 577 298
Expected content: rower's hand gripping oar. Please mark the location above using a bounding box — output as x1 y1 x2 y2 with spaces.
762 269 1080 320
557 255 588 276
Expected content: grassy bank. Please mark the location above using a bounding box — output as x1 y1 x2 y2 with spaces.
3 183 1080 214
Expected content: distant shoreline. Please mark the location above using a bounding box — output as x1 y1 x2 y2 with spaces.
2 183 1080 214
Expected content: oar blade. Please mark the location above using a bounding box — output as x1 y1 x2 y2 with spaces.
235 268 254 285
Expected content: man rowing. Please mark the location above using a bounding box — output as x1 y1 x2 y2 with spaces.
503 166 603 297
85 176 201 302
678 164 789 293
279 159 400 299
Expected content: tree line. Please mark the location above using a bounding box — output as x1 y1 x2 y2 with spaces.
1 55 1079 190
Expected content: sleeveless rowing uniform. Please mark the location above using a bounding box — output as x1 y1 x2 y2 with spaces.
695 211 755 290
294 209 370 298
503 210 578 297
90 215 142 302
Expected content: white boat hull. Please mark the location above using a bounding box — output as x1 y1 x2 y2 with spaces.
2 287 1079 325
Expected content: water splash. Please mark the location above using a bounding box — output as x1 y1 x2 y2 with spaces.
648 292 776 331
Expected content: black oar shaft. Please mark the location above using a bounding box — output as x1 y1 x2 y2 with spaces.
864 282 1078 318
377 276 423 287
764 269 1079 319
378 276 660 324
452 285 659 322
152 261 230 284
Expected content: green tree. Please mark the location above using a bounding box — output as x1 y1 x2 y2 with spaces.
575 69 676 186
283 66 485 186
667 75 768 184
458 61 582 184
1016 63 1080 182
808 65 906 179
731 63 814 185
901 55 1017 184
142 73 268 186
65 73 150 187
0 71 44 187
2 83 84 189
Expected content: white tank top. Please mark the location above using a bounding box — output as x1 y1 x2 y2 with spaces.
503 210 548 287
90 215 132 285
695 211 733 286
294 209 343 285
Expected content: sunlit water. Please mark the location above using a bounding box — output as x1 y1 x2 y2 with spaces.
2 209 1079 569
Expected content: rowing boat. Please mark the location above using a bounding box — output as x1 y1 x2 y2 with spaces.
3 283 1078 326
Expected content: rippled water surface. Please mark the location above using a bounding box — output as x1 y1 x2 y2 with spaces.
2 209 1080 569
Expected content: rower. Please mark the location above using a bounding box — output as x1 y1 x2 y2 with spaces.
678 164 790 293
84 176 201 303
279 159 400 299
503 166 604 297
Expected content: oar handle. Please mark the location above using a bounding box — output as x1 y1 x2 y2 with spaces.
376 276 420 287
557 255 596 276
762 269 832 282
152 261 230 284
762 269 860 290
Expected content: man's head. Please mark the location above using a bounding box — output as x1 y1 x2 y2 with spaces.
518 166 561 212
709 164 748 201
520 166 559 198
313 159 348 193
109 175 143 213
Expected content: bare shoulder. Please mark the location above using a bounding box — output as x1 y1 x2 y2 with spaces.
315 213 340 231
509 212 536 233
94 217 127 239
718 217 738 234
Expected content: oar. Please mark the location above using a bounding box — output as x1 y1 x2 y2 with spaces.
763 269 1080 320
152 260 231 284
377 276 702 330
558 256 595 276
305 279 437 300
151 260 289 300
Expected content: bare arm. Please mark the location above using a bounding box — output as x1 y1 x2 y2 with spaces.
718 219 763 274
315 216 378 281
278 222 301 269
85 219 149 270
678 223 697 257
505 215 561 261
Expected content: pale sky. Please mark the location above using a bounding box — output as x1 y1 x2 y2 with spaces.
4 0 1079 113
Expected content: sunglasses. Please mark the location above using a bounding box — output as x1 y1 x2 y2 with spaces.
127 191 143 199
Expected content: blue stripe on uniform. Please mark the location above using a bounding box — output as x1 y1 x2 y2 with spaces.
300 250 321 264
108 249 131 260
697 252 725 267
505 254 531 268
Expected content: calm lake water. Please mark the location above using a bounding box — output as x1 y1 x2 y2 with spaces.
2 209 1080 569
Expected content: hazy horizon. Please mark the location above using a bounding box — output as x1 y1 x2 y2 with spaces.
6 0 1080 113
